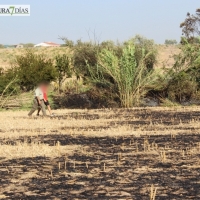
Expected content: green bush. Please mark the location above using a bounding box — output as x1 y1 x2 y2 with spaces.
16 50 57 91
73 42 100 79
0 67 19 95
73 40 123 80
167 72 197 103
126 35 157 71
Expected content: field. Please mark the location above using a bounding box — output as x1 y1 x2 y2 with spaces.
0 45 180 69
0 47 70 69
0 107 200 199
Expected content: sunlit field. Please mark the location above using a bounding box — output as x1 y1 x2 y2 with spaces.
0 107 200 199
0 45 179 69
0 47 71 69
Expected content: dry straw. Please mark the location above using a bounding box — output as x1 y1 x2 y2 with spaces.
160 151 166 163
150 184 157 200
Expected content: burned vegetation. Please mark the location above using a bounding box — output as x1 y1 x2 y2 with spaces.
0 108 200 199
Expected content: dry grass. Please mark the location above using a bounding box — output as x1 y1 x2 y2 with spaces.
0 47 70 69
0 107 200 199
0 45 180 69
1 106 200 137
156 45 180 68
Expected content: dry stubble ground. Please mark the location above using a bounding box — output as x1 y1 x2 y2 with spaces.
0 107 200 199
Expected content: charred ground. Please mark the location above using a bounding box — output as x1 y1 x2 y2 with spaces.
0 108 200 199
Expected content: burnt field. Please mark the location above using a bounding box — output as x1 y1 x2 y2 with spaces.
0 108 200 199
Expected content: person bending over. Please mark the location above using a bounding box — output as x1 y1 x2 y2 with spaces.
28 83 47 117
37 83 53 116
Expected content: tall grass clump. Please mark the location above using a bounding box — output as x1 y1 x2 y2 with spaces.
89 42 159 107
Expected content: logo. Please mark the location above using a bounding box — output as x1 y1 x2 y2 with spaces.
0 5 30 16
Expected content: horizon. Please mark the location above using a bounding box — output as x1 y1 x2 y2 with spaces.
0 0 200 45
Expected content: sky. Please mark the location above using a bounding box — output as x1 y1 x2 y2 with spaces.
0 0 199 45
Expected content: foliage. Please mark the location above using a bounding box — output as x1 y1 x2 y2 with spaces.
55 54 72 93
63 39 122 81
0 67 19 95
180 36 200 44
167 72 197 103
152 38 200 104
63 79 90 94
3 32 200 108
88 42 159 107
127 35 158 71
173 38 200 84
165 39 177 45
23 43 35 48
73 35 157 82
0 44 4 48
73 41 99 79
180 9 200 42
16 50 57 91
60 37 74 47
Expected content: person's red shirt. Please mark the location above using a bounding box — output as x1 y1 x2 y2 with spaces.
41 87 48 101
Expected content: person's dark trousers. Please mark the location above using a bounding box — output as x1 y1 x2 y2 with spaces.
28 99 47 116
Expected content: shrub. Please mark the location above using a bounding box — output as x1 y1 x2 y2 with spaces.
73 41 100 79
55 54 72 93
73 40 123 80
167 72 197 103
88 42 159 107
63 79 90 94
0 67 19 95
126 35 157 71
16 50 57 91
173 38 200 88
174 39 199 71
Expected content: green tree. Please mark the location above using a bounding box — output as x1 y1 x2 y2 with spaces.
180 9 200 42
